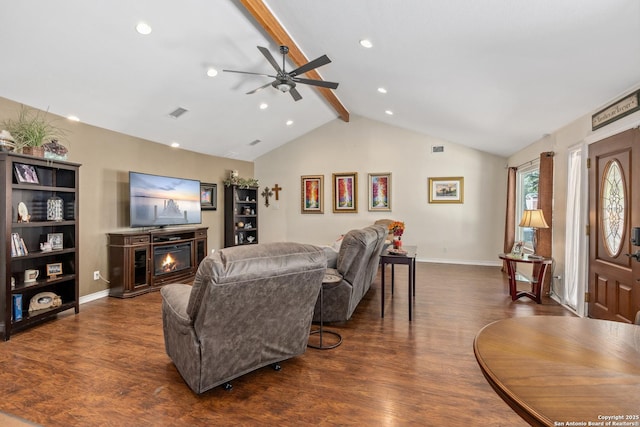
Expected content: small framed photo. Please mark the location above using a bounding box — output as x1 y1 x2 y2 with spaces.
200 183 217 211
14 163 40 184
46 262 62 279
332 172 358 213
428 177 464 204
511 241 524 256
47 233 64 250
301 175 324 214
368 173 391 211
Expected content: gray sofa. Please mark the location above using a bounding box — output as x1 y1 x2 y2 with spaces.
315 224 387 323
161 242 326 394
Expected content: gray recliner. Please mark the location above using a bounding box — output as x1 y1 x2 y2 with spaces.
161 242 326 394
314 225 387 323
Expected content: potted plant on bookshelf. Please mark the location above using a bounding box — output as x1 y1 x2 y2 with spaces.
1 105 65 157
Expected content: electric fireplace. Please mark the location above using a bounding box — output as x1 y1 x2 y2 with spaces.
153 243 192 277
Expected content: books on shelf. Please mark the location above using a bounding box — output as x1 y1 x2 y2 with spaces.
11 232 28 257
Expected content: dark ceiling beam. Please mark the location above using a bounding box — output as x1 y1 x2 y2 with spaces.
239 0 350 122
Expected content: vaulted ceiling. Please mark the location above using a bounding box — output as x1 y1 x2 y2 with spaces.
1 0 639 161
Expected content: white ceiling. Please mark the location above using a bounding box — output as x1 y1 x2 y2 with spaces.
1 0 639 161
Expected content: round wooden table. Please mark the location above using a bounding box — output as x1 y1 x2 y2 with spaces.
474 316 640 427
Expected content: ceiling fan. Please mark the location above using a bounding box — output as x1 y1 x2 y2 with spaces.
223 45 339 101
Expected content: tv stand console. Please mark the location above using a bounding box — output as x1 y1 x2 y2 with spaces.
108 227 208 298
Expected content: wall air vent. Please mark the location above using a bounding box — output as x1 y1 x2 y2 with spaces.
432 145 444 153
249 139 261 146
168 107 188 119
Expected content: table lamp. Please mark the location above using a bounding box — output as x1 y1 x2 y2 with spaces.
519 209 549 255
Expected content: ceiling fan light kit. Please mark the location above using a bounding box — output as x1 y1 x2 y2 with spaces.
224 45 339 101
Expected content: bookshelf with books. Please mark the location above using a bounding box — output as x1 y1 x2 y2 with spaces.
1 153 80 340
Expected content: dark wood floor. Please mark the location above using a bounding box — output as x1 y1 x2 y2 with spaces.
0 262 573 426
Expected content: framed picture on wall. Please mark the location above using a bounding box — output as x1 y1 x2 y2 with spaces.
301 175 324 214
428 177 464 204
332 172 358 213
368 173 391 211
200 183 217 210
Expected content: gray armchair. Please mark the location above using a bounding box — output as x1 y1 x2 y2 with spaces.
161 242 326 394
315 225 387 323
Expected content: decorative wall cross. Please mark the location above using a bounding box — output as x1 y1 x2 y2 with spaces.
261 186 274 207
271 184 282 200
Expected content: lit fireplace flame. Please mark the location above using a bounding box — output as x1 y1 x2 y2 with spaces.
161 253 177 272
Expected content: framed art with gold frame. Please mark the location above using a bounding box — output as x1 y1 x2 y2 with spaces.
332 172 358 213
428 177 464 204
301 175 324 214
368 172 391 211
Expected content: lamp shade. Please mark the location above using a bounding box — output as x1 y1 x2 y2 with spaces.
519 209 549 229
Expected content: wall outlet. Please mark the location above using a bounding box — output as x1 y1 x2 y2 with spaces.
93 271 100 281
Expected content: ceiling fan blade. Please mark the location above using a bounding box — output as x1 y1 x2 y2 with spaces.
289 55 331 77
289 87 302 101
292 77 339 90
223 69 276 78
257 46 283 73
246 82 273 95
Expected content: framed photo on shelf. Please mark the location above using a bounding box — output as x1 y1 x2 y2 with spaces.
14 163 40 184
47 233 64 250
428 176 464 204
332 172 358 213
368 172 391 211
46 262 63 279
301 175 324 214
200 183 217 210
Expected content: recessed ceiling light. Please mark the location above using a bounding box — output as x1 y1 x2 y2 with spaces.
359 39 373 48
377 87 387 94
67 115 80 122
206 67 218 77
385 110 394 115
286 120 294 126
259 103 268 110
170 142 180 148
135 21 152 35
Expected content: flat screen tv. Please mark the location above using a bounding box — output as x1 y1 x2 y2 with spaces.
129 171 202 228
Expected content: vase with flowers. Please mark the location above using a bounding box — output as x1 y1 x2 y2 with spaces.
388 221 405 249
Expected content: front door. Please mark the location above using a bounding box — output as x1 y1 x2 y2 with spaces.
588 128 640 323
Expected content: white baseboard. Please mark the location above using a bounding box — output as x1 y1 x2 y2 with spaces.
79 289 110 305
417 257 502 267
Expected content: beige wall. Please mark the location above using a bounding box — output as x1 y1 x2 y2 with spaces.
1 96 253 297
255 115 507 265
507 83 640 302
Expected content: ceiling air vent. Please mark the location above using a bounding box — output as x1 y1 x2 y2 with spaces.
168 107 188 119
432 145 444 153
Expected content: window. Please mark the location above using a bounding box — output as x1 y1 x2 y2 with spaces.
516 161 540 250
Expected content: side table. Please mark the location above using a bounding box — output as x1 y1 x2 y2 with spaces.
308 271 343 350
498 253 552 303
380 245 417 321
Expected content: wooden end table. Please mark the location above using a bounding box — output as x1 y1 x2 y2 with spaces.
498 253 552 303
